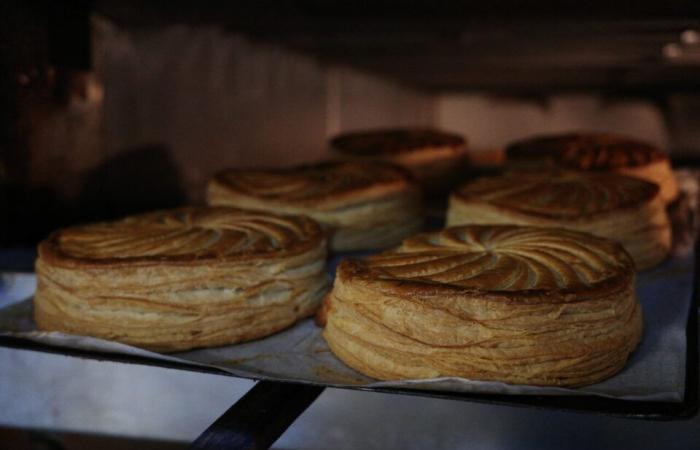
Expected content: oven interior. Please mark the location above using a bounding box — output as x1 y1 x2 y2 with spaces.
2 1 700 248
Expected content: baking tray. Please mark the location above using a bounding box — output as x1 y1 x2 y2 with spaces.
0 245 697 421
1 167 699 423
0 307 696 421
0 309 696 421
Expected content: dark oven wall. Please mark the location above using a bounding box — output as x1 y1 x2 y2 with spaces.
2 0 700 246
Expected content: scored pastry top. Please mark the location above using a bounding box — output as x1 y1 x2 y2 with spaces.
338 225 633 294
506 132 667 170
451 171 659 220
39 207 325 267
330 128 466 156
209 161 418 208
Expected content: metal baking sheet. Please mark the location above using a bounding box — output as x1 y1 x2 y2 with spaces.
1 170 698 419
0 261 696 420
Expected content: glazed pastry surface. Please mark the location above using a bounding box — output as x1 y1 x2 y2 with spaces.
35 207 329 352
329 128 469 191
447 171 671 270
321 225 642 386
505 132 678 203
208 161 423 251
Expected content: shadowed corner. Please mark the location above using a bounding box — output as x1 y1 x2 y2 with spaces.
76 144 187 222
2 145 187 247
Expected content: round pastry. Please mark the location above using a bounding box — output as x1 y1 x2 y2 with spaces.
34 207 329 352
505 132 678 203
207 161 423 251
447 171 671 270
329 128 468 192
320 225 642 387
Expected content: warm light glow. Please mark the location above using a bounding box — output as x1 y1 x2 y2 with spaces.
662 42 683 59
680 29 700 46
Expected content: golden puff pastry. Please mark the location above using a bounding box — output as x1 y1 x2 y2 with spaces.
447 171 671 270
329 128 468 192
34 207 329 352
207 161 423 251
505 132 678 203
320 225 642 387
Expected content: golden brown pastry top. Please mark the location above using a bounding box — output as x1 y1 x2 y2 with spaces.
337 225 633 299
209 161 417 208
330 128 466 156
506 132 668 170
38 207 325 268
451 171 659 220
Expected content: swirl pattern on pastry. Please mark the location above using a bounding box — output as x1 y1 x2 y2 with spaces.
329 128 469 192
447 171 671 270
46 208 322 262
320 225 642 387
505 132 678 203
365 226 629 290
208 161 423 251
35 207 329 352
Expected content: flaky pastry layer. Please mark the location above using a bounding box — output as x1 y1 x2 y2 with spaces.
207 161 423 251
34 207 329 352
321 225 642 387
329 128 468 191
447 171 671 270
505 132 678 203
